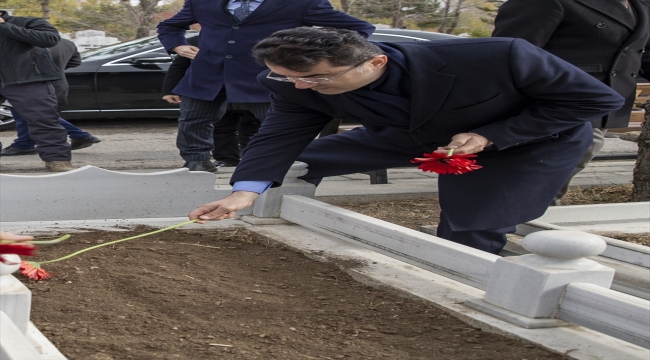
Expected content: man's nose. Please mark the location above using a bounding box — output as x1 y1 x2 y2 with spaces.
294 80 318 89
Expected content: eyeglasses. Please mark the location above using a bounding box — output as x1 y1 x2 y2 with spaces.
266 59 369 84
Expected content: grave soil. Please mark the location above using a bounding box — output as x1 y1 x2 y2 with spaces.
335 185 650 246
20 228 561 360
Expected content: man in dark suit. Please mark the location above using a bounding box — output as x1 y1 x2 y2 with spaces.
189 27 624 254
161 35 259 168
157 0 374 172
493 0 650 204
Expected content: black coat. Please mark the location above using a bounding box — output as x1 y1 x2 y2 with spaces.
493 0 650 128
49 38 81 106
0 10 61 87
231 38 624 231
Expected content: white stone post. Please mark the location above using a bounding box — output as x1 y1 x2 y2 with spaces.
244 162 316 223
0 254 32 334
465 230 615 328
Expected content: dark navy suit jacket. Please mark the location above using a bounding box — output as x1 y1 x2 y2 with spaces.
157 0 374 102
493 0 650 128
231 38 625 231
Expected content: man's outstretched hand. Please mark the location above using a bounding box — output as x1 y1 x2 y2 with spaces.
188 191 259 223
436 132 491 155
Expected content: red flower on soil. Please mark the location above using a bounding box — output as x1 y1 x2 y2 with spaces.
411 152 482 175
19 261 51 281
0 243 37 263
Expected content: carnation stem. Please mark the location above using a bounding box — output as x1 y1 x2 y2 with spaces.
39 219 199 265
446 148 454 157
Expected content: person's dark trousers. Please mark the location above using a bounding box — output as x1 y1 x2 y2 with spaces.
436 212 515 255
177 91 227 162
0 82 70 161
212 111 242 164
237 111 262 150
9 108 91 149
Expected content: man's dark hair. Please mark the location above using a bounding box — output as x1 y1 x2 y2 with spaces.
252 27 383 71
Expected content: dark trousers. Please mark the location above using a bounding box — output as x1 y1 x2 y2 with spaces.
212 110 261 163
10 108 91 149
177 92 267 162
436 212 516 255
177 93 227 162
0 82 70 161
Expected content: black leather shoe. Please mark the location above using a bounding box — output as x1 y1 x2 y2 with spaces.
0 146 37 156
70 136 101 150
183 161 218 173
213 160 240 167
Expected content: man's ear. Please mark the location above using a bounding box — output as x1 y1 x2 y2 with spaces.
368 55 388 69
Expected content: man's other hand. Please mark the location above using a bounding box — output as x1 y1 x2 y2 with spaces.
0 18 5 23
172 45 199 59
437 132 490 155
188 191 259 223
162 95 181 104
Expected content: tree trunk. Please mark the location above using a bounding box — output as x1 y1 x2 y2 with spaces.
390 0 404 28
445 0 465 34
340 0 349 13
41 0 51 20
632 100 650 201
438 0 451 32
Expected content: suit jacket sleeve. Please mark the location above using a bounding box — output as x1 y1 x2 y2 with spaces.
161 37 197 95
157 0 195 53
230 75 333 186
0 17 60 48
491 0 563 47
303 0 374 38
471 39 624 149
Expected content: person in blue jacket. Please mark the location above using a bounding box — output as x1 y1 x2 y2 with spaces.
157 0 374 173
189 27 625 254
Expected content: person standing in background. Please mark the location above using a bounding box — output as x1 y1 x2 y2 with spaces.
157 0 375 172
161 35 259 168
0 10 74 172
492 0 650 204
1 38 101 157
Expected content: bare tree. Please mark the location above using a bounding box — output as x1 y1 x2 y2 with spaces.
40 0 50 20
120 0 162 39
340 0 350 13
390 0 404 28
632 101 650 201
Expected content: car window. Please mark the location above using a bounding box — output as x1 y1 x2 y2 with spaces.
81 37 164 61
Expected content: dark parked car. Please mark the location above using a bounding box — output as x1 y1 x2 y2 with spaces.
0 29 456 131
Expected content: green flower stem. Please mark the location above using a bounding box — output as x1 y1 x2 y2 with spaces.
1 234 71 244
39 219 199 265
446 148 455 157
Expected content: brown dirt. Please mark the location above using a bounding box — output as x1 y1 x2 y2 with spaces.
21 227 561 360
335 185 649 245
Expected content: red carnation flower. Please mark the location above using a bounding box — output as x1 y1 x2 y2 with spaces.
411 152 482 175
0 243 37 263
20 261 51 281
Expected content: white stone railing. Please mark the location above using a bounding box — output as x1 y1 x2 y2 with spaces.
0 255 66 359
280 195 497 289
559 283 650 348
279 195 650 349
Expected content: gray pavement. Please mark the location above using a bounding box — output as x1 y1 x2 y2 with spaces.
0 123 638 203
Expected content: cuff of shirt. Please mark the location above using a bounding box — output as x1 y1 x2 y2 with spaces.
232 181 273 194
